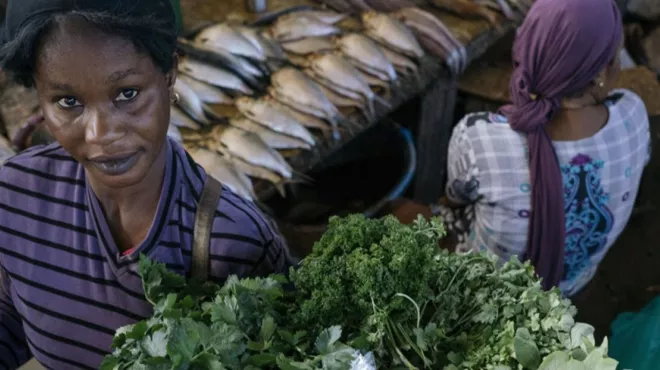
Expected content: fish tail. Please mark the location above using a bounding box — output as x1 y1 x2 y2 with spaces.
292 170 314 183
275 183 287 198
373 94 391 110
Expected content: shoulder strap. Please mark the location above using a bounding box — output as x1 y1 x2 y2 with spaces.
191 175 223 281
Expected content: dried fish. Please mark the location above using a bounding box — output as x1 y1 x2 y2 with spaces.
232 26 267 57
285 53 309 68
177 38 261 85
305 53 381 117
362 11 424 59
335 33 398 83
509 0 532 13
295 10 348 24
359 71 392 93
317 83 371 120
178 74 233 104
235 96 316 146
271 15 342 42
316 0 360 13
277 103 334 133
170 106 202 130
167 124 183 143
258 30 287 60
363 0 418 12
189 148 256 200
229 116 312 150
280 37 335 55
229 155 288 197
493 0 517 21
392 7 467 74
345 0 373 11
380 47 419 78
217 127 293 179
269 67 342 128
428 0 500 27
233 26 287 64
179 58 254 95
235 57 265 78
304 68 364 101
174 78 210 125
195 23 266 61
474 0 516 21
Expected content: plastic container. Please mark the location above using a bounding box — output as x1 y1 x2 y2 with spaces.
609 295 660 369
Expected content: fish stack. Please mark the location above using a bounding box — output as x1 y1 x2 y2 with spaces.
427 0 534 26
191 22 286 86
168 73 326 201
315 0 533 25
390 7 467 75
268 10 346 66
167 5 479 201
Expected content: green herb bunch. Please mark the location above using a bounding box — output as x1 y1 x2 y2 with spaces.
289 215 443 352
101 258 361 370
289 214 617 369
101 214 619 370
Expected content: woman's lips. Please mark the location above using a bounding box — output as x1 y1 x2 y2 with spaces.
88 151 140 176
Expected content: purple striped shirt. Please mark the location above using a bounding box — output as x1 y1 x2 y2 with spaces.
0 139 291 369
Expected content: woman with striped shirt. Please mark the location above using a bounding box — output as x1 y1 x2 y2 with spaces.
0 0 292 368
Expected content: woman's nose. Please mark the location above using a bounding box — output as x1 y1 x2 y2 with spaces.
84 107 125 145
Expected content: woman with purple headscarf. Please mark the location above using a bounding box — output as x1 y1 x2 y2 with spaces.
436 0 651 296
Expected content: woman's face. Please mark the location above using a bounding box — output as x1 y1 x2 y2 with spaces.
33 16 175 190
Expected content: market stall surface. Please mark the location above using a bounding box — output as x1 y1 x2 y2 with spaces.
177 0 518 203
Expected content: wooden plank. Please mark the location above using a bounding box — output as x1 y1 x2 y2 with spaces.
412 76 458 203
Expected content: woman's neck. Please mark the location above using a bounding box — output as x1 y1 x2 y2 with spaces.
87 142 169 251
545 104 610 141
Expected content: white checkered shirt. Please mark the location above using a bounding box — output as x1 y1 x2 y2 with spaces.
445 89 651 296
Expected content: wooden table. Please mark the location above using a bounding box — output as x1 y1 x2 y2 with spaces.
180 0 518 204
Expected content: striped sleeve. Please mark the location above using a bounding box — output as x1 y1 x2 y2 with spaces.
0 268 30 369
250 218 292 277
209 188 293 280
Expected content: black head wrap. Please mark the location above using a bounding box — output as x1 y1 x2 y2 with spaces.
2 0 175 43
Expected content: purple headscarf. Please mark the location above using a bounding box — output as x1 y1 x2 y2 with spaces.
499 0 622 289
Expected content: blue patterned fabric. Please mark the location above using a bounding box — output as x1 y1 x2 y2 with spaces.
561 154 614 283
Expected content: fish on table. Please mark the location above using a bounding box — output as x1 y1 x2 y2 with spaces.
362 11 425 59
305 53 390 119
178 74 234 105
270 14 342 42
268 67 343 133
178 57 255 96
195 23 267 62
229 116 313 150
335 33 398 85
216 126 293 179
189 147 257 201
235 96 316 146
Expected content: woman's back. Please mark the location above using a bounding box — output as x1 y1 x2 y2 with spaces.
446 89 650 295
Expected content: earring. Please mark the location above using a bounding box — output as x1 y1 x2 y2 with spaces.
597 81 605 88
170 92 180 105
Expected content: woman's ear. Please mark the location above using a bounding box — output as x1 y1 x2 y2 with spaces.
166 53 179 89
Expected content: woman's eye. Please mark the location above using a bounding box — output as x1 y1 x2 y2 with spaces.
56 97 81 109
116 88 139 102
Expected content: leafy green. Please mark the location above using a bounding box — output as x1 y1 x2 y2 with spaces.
103 214 618 370
288 214 617 369
101 257 363 370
